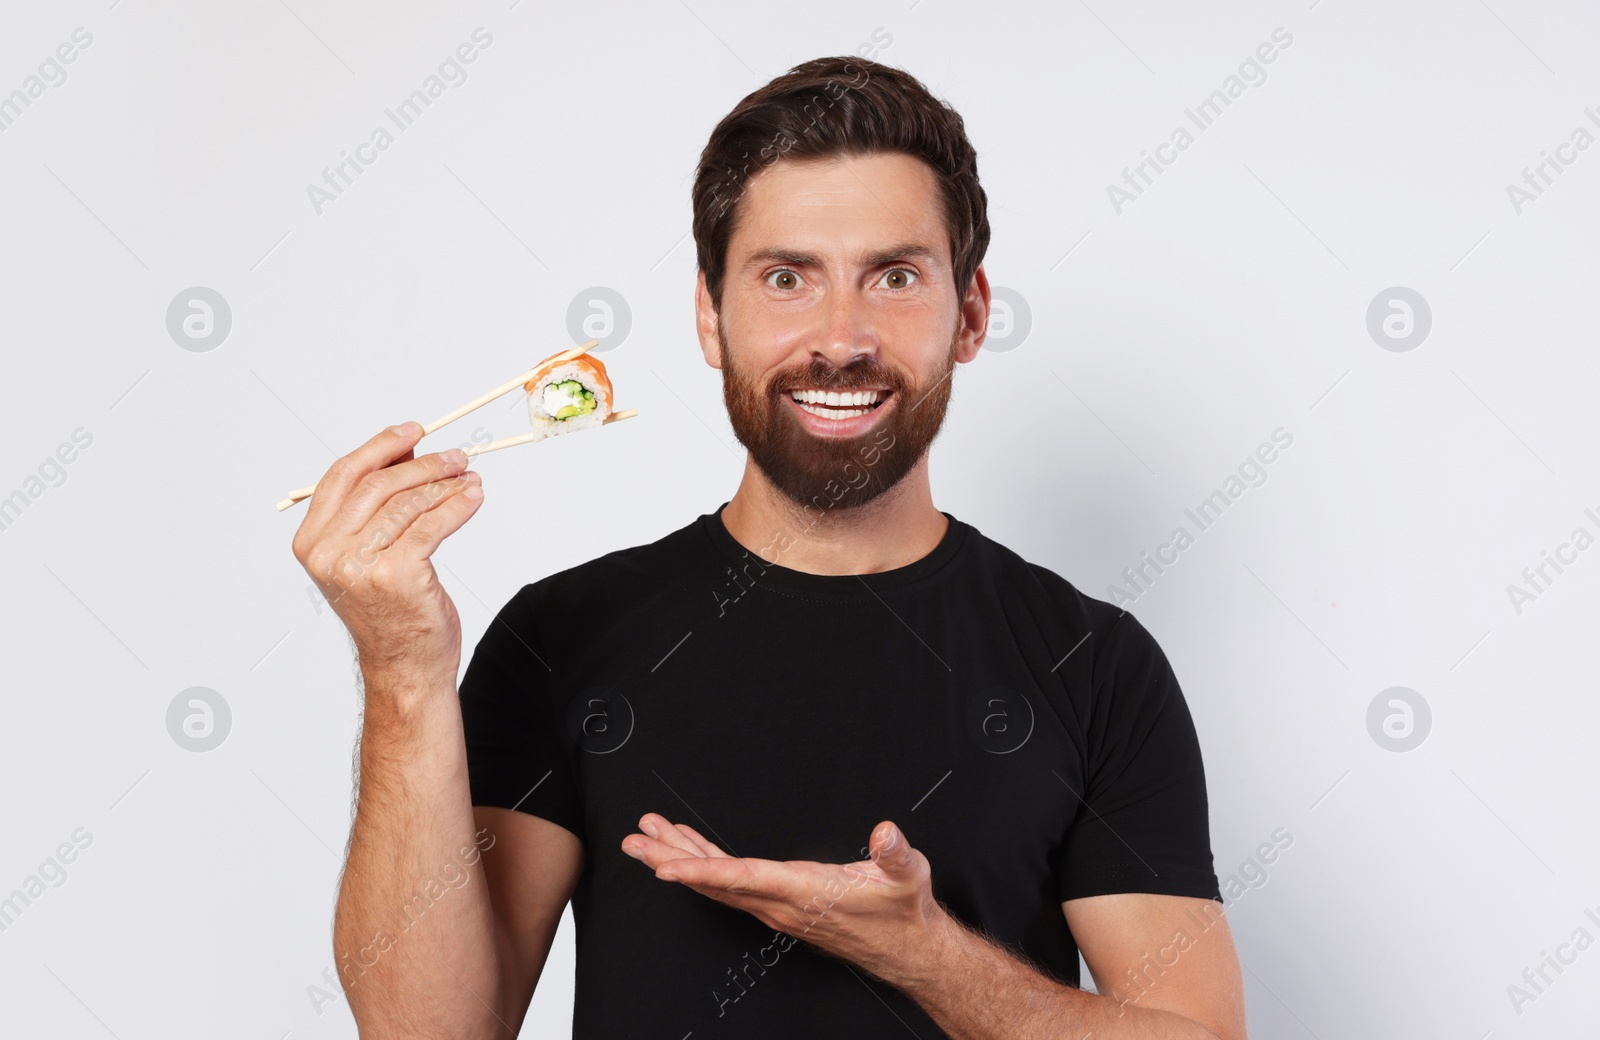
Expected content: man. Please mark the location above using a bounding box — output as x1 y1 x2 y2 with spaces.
294 56 1246 1039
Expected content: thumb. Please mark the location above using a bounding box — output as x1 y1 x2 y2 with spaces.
871 821 915 874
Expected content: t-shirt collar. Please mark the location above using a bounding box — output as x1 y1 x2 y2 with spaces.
699 500 968 598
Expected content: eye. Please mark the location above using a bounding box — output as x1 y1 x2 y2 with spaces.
877 267 918 290
766 269 803 291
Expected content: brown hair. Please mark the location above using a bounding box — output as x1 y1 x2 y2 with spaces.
691 56 990 312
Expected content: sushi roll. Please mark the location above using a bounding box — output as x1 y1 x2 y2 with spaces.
524 351 615 440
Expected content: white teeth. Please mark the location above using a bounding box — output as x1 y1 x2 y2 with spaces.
797 403 868 419
788 388 884 406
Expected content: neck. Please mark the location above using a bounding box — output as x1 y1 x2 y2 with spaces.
720 454 949 575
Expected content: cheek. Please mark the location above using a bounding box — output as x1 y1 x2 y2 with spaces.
742 308 813 357
897 319 961 377
883 297 956 346
731 325 812 383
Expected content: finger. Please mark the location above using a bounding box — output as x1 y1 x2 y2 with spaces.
334 446 473 537
674 823 732 859
660 855 776 896
388 472 485 560
318 475 478 599
638 814 709 859
302 422 424 538
352 465 479 557
620 834 688 872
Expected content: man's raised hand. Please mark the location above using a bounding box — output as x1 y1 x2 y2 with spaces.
290 421 484 690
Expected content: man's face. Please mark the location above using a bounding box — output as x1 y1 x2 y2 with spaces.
698 151 987 513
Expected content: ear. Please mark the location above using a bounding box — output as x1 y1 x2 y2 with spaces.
954 263 991 364
695 270 724 371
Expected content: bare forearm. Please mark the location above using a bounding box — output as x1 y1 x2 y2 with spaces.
883 910 1221 1040
333 667 507 1038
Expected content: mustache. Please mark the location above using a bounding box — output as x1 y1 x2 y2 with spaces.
770 358 906 393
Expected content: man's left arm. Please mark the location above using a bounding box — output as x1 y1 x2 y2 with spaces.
623 814 1246 1040
873 889 1246 1040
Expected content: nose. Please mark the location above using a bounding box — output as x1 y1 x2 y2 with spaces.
814 281 879 369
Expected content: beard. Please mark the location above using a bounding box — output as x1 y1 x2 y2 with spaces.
719 320 958 514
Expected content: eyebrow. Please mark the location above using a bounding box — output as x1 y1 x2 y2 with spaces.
739 242 942 271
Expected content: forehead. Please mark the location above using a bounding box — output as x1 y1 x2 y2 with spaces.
730 152 948 265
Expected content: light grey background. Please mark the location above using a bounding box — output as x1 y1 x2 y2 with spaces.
2 0 1595 1036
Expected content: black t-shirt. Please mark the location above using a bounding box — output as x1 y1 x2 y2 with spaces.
459 504 1220 1039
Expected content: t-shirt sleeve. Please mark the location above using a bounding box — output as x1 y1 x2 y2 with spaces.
1056 611 1221 903
457 583 586 843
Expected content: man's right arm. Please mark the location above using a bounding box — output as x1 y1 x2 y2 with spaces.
334 664 583 1036
292 422 581 1036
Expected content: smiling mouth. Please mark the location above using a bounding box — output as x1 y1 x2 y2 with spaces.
786 387 891 420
